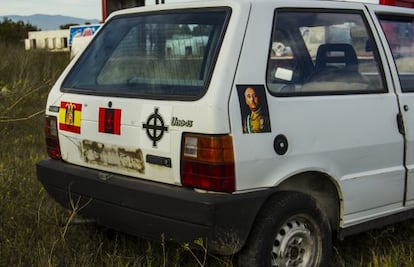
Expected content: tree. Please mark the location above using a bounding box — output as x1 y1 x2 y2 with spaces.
0 18 39 43
60 23 79 30
192 25 211 36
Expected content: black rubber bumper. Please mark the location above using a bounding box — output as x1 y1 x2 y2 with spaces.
36 159 271 255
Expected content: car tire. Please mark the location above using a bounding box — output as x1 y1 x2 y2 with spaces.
237 191 332 267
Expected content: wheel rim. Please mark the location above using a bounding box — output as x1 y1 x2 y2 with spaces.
271 215 321 267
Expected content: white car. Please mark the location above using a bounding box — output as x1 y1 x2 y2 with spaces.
37 0 414 265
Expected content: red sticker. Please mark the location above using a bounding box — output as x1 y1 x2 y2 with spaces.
99 108 121 135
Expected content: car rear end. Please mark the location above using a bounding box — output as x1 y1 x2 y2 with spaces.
36 0 269 254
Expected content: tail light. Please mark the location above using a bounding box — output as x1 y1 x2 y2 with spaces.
44 116 62 160
181 134 235 193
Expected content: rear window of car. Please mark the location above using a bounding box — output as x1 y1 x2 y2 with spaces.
62 8 230 100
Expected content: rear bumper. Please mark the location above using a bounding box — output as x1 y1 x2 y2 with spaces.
36 159 271 255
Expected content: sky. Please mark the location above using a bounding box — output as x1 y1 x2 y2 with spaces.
0 0 192 20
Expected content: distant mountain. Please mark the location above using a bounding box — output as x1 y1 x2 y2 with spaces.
0 14 100 31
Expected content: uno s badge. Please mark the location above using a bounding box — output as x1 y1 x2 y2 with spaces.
59 101 82 134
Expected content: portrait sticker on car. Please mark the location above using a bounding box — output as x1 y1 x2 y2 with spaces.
237 85 271 134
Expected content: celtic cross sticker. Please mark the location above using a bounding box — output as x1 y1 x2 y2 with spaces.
142 108 169 148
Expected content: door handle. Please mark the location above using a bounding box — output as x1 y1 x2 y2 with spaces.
397 113 405 136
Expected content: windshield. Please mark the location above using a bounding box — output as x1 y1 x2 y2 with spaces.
62 9 230 99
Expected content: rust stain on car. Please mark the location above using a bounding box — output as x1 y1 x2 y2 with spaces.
81 140 145 174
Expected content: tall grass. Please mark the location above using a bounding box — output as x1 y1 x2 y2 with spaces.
0 42 232 267
1 42 414 266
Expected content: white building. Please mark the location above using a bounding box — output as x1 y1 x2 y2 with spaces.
25 29 70 51
166 35 208 57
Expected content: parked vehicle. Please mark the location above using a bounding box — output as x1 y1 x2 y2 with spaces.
36 0 414 265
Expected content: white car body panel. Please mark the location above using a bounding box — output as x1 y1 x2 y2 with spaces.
43 0 414 236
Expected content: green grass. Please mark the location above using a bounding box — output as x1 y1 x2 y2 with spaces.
1 42 414 266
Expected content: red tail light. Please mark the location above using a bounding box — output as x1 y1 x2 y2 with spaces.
45 116 62 160
181 134 235 193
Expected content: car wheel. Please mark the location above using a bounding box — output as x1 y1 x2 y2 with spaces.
238 191 332 267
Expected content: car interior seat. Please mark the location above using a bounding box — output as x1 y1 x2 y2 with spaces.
303 43 368 91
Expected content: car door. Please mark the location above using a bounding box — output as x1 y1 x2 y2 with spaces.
230 1 405 226
370 5 414 206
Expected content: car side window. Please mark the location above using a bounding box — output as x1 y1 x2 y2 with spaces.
378 16 414 92
267 10 385 95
